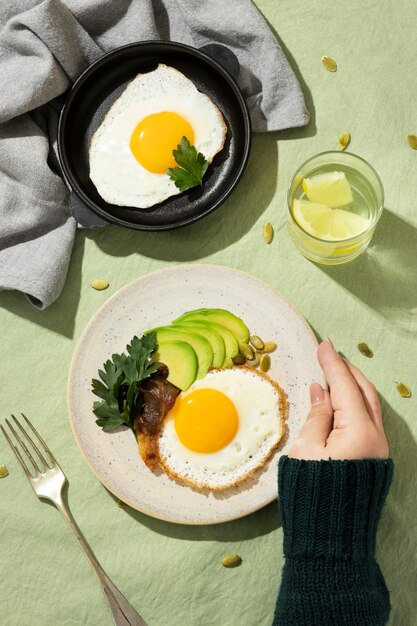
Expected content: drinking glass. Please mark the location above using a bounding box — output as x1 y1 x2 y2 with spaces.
287 151 384 265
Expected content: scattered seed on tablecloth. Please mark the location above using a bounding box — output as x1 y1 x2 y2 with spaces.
358 342 373 358
116 499 127 508
91 279 109 290
0 464 9 478
395 381 411 398
321 55 337 72
337 131 350 151
263 223 274 244
406 134 417 150
221 554 242 567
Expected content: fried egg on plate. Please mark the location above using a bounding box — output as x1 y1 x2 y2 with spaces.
157 367 287 490
89 64 227 208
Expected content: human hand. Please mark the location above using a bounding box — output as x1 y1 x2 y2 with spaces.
289 338 389 460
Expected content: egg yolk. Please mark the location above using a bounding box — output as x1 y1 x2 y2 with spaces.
130 111 195 174
172 389 239 454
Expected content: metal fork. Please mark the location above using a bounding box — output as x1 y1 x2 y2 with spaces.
1 414 148 626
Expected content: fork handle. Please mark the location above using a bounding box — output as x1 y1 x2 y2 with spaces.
56 500 148 626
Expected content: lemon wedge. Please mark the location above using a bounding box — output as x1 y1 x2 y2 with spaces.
302 171 353 207
293 199 371 240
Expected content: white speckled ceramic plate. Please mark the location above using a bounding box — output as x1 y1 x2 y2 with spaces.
68 265 325 524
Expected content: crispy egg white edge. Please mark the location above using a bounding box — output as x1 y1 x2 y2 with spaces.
88 64 227 209
156 367 288 490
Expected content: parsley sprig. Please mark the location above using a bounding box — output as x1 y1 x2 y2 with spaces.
91 332 159 432
167 136 209 191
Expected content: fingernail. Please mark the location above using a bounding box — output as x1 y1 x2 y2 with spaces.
310 382 325 405
324 337 334 348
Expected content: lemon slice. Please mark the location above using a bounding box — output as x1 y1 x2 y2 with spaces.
302 171 353 207
293 199 371 240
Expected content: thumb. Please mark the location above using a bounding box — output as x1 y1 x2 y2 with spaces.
290 383 334 455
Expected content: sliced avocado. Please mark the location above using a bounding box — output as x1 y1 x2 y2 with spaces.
153 340 198 390
173 308 250 344
152 326 213 379
175 320 238 366
172 322 225 368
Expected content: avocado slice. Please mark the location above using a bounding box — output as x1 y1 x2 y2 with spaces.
173 308 250 344
175 320 238 367
151 326 213 379
153 340 198 390
172 322 225 368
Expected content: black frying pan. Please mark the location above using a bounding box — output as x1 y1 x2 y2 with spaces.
58 41 251 230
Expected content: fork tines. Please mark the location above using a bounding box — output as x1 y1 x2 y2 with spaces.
1 414 57 479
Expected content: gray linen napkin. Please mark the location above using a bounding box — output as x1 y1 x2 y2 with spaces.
0 0 309 309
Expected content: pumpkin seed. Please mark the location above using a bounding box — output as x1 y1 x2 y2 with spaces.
0 464 9 478
117 499 127 508
337 131 350 151
246 354 261 368
221 554 242 568
263 223 274 244
232 354 246 366
259 341 277 353
321 55 337 72
250 335 264 350
358 342 373 358
239 342 254 359
260 354 271 373
395 381 411 398
91 279 109 291
406 134 417 150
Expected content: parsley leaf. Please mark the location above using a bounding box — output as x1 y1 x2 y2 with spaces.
91 332 158 432
166 136 209 192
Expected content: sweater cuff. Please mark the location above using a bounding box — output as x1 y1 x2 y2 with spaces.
278 456 393 560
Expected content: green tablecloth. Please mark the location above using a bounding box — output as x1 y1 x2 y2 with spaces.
1 1 416 624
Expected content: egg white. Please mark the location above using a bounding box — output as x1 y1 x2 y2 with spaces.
89 64 227 209
157 367 287 490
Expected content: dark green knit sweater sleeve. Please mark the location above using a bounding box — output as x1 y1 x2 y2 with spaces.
273 456 394 626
